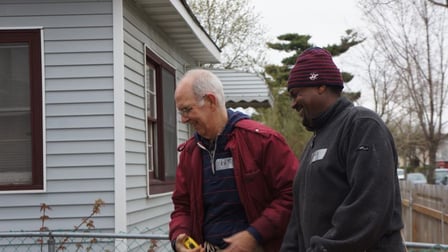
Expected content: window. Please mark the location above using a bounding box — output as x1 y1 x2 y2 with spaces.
145 48 177 194
0 29 43 190
146 63 158 175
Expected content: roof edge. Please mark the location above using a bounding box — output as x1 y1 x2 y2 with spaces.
170 0 221 63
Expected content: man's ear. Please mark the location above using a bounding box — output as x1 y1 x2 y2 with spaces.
317 85 327 94
203 94 218 108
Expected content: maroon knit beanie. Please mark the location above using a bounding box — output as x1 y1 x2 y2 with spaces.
287 47 343 91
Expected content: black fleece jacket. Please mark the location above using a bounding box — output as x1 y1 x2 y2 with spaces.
281 97 405 252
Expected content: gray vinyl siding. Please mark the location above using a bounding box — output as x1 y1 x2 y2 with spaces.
0 0 202 236
123 0 195 234
0 0 115 232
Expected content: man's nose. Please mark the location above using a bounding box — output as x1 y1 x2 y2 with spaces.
181 114 190 123
291 100 298 109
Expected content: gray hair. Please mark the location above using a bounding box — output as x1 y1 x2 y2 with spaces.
185 69 226 107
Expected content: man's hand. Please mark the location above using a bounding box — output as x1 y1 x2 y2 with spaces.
175 233 204 252
222 230 260 252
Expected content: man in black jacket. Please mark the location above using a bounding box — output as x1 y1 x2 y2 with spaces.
280 47 406 252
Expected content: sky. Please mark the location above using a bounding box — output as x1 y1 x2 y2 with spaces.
254 0 364 64
253 0 370 106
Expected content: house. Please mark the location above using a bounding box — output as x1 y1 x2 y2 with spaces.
437 139 448 168
0 0 272 247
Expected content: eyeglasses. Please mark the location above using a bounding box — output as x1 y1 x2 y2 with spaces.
178 106 194 117
177 95 208 117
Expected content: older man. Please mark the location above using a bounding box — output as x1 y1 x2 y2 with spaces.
169 69 298 252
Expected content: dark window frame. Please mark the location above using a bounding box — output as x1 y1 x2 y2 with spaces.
145 48 176 194
0 29 43 191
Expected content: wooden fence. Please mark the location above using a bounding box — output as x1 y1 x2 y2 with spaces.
400 181 448 244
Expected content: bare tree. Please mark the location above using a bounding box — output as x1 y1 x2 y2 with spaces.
427 0 448 8
187 0 267 73
360 0 448 182
358 42 401 124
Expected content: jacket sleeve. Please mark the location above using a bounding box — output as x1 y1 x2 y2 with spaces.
309 116 400 252
169 148 193 241
236 128 299 244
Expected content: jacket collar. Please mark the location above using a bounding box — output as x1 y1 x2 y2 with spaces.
309 96 353 131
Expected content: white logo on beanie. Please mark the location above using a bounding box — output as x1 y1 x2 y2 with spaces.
309 72 319 80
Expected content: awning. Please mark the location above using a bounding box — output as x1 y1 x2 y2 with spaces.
211 69 273 108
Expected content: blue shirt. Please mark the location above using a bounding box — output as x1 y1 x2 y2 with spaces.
198 110 249 248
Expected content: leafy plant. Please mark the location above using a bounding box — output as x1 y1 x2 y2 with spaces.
38 199 105 251
147 239 158 252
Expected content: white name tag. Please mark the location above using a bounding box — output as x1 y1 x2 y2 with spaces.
311 148 327 163
215 157 234 171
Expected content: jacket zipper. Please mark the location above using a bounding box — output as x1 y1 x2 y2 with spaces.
197 138 218 175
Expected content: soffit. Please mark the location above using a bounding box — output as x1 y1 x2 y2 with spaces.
134 0 221 64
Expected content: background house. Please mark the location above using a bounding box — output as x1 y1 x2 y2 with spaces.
437 139 448 168
0 0 272 247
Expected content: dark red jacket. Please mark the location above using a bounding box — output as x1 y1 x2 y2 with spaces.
169 119 298 252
